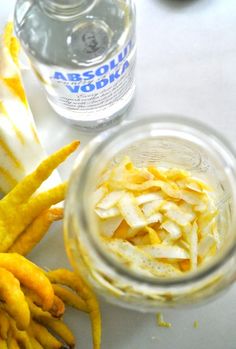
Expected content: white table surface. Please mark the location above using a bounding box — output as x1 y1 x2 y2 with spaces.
1 0 236 348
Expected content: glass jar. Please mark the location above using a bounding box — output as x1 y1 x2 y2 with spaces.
64 116 236 311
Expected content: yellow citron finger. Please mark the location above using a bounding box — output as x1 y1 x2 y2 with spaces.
27 296 53 320
0 309 10 340
50 295 65 318
0 253 54 311
53 284 89 313
30 320 63 349
28 296 74 347
27 295 65 320
25 182 66 215
9 319 33 349
48 269 101 349
23 182 66 219
14 333 33 349
37 317 75 348
0 183 66 252
22 287 43 309
28 337 44 349
0 338 8 349
0 267 30 330
7 334 20 349
8 208 63 256
1 140 79 208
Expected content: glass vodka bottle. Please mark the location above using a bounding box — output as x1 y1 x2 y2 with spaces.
14 0 136 130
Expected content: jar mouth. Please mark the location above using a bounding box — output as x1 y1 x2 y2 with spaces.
66 115 236 288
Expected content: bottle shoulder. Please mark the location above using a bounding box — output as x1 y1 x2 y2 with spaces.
14 0 136 68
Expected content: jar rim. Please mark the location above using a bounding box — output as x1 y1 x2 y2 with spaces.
65 115 236 288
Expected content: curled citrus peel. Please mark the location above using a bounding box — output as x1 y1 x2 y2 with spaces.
95 157 219 276
156 312 172 328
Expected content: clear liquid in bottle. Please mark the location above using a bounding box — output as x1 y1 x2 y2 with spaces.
14 0 136 130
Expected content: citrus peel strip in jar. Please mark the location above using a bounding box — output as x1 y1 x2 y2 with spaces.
94 157 219 275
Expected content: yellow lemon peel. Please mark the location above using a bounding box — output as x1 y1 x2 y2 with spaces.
156 312 172 328
95 157 219 276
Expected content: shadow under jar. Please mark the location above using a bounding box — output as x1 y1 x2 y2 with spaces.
64 116 236 311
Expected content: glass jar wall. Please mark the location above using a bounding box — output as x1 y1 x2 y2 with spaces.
64 116 236 311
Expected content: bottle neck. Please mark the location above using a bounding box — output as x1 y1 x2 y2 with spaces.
40 0 97 19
